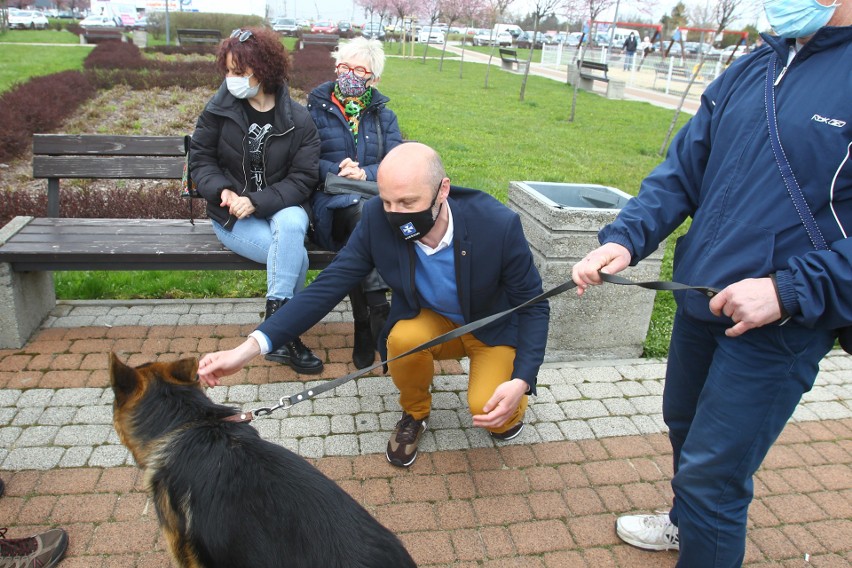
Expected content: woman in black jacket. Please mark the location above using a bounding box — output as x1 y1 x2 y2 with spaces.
308 37 403 369
190 27 323 374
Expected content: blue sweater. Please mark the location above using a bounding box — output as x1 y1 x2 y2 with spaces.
601 28 852 331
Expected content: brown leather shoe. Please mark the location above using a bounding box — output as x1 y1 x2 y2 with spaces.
386 413 428 468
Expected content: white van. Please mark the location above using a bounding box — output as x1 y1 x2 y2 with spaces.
493 23 522 40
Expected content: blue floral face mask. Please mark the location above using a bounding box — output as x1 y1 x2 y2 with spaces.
764 0 839 38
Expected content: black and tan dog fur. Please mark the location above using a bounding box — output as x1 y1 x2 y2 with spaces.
109 354 416 568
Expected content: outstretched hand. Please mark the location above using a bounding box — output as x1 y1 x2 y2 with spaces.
197 338 261 387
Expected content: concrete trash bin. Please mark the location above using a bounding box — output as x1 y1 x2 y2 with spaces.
508 181 666 361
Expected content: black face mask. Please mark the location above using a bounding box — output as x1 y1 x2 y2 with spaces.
384 185 442 242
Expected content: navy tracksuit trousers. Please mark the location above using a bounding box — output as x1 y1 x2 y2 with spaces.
664 311 835 567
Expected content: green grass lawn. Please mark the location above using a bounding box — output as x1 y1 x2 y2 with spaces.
27 49 688 356
0 43 92 92
0 29 81 44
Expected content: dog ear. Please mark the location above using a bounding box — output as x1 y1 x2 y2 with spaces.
109 352 139 407
169 357 200 384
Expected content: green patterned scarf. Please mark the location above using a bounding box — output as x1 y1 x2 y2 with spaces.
333 85 373 143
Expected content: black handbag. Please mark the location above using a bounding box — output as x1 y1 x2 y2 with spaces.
323 172 379 198
766 53 851 354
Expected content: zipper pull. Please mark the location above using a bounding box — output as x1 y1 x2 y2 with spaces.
774 65 788 87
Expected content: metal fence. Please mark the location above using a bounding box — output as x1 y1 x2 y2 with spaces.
540 44 735 98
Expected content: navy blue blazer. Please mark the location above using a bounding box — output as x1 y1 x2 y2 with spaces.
257 185 550 391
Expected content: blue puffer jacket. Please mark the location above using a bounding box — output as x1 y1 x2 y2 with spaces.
307 81 403 251
600 28 852 331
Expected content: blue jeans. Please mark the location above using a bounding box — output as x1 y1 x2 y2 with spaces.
212 206 309 300
664 311 834 568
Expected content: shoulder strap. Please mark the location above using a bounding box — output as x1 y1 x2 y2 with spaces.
765 52 828 251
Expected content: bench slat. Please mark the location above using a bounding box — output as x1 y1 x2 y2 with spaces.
33 134 185 156
0 218 336 271
33 156 185 179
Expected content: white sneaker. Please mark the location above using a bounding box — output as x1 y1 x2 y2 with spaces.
616 513 680 551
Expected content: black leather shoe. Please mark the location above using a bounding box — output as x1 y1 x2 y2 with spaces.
265 337 324 374
263 298 323 374
352 319 375 369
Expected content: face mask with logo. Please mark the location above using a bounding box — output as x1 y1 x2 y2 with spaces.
385 190 442 242
226 74 260 99
764 0 839 39
336 71 370 98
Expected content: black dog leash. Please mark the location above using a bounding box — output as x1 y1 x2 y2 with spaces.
228 273 718 422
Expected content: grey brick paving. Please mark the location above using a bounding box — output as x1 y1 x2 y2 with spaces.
0 299 849 468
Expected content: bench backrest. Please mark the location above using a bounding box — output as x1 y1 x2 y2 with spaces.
32 134 187 217
177 28 222 45
301 33 339 48
578 60 608 72
499 48 518 60
33 134 185 179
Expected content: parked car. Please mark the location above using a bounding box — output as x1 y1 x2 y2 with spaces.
8 10 49 29
516 31 543 49
472 28 492 46
79 15 118 29
337 21 352 35
684 41 720 56
472 28 511 47
417 27 445 44
272 17 298 35
552 31 582 46
720 44 749 59
310 20 337 34
360 22 385 40
494 30 513 46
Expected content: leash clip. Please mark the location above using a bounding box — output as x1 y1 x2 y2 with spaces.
249 396 292 419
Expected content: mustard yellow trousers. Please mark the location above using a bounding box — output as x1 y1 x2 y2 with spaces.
386 309 527 435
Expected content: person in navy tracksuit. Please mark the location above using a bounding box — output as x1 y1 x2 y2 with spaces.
574 2 851 566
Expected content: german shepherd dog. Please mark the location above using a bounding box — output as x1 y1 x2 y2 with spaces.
109 354 417 568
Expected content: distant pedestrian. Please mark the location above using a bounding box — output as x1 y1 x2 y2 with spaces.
622 32 638 70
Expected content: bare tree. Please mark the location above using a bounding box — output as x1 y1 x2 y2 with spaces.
387 0 418 55
457 0 487 77
420 0 442 63
659 0 749 155
519 0 566 101
438 0 464 71
482 0 515 88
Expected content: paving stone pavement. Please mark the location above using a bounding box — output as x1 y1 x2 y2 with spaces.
0 299 850 567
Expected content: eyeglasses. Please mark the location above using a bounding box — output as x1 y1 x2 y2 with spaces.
335 63 372 78
230 29 253 42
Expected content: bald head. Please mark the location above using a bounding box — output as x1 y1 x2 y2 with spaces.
378 142 445 191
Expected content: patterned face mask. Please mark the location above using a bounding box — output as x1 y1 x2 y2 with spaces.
336 70 369 98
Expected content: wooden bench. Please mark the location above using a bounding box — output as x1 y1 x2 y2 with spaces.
177 28 222 46
81 27 126 44
498 48 528 73
0 134 337 349
300 33 339 49
575 60 624 100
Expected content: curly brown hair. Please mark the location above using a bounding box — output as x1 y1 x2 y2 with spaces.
216 27 290 93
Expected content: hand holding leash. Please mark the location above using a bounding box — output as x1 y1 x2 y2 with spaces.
572 242 632 296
